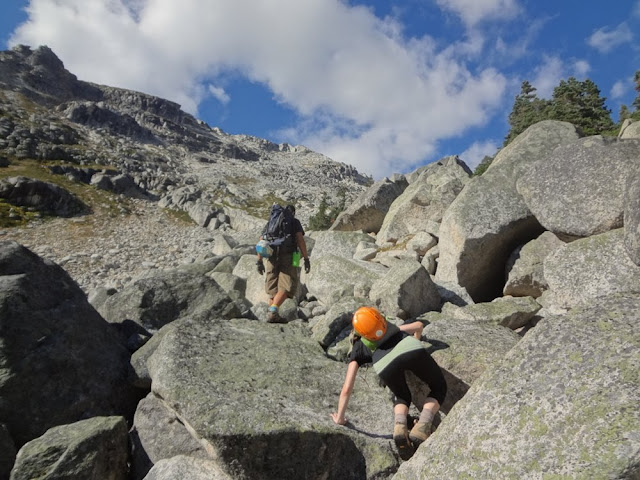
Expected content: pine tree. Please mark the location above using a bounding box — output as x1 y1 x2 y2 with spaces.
632 70 640 114
619 104 631 122
580 79 615 133
308 195 331 230
328 188 346 224
308 190 348 230
504 81 549 146
547 77 614 135
547 77 584 127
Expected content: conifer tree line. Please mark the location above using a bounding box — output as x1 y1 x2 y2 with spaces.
474 70 640 176
308 190 347 230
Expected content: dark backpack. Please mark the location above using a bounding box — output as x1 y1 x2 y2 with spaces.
263 204 296 250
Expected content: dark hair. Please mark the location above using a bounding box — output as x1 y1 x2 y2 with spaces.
285 204 296 214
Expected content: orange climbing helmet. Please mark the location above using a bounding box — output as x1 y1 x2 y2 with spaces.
352 306 387 341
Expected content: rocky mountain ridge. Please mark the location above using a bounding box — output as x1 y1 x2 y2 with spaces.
0 44 371 226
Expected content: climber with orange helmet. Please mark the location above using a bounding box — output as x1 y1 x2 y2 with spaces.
330 306 447 457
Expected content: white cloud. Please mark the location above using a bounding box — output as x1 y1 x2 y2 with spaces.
208 85 230 105
587 23 633 53
633 1 640 18
531 55 564 98
493 16 544 62
610 80 628 99
435 0 521 27
573 60 590 78
10 0 508 178
459 139 499 171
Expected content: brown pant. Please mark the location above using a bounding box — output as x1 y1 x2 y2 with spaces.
265 251 299 298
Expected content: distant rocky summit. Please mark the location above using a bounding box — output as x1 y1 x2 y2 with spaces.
1 45 640 479
0 45 370 227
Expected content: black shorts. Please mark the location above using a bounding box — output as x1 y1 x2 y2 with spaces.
377 348 447 407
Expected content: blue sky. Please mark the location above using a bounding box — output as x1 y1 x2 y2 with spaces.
1 1 639 179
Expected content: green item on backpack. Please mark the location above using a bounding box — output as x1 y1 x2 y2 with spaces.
292 251 301 267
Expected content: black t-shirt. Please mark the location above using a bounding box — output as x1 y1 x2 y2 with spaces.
348 339 373 366
284 218 304 252
292 218 304 237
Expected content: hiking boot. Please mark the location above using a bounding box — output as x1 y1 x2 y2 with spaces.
266 307 285 323
393 422 411 458
406 414 417 431
409 421 431 446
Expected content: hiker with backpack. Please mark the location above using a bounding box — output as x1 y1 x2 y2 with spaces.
330 306 447 458
256 204 309 323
